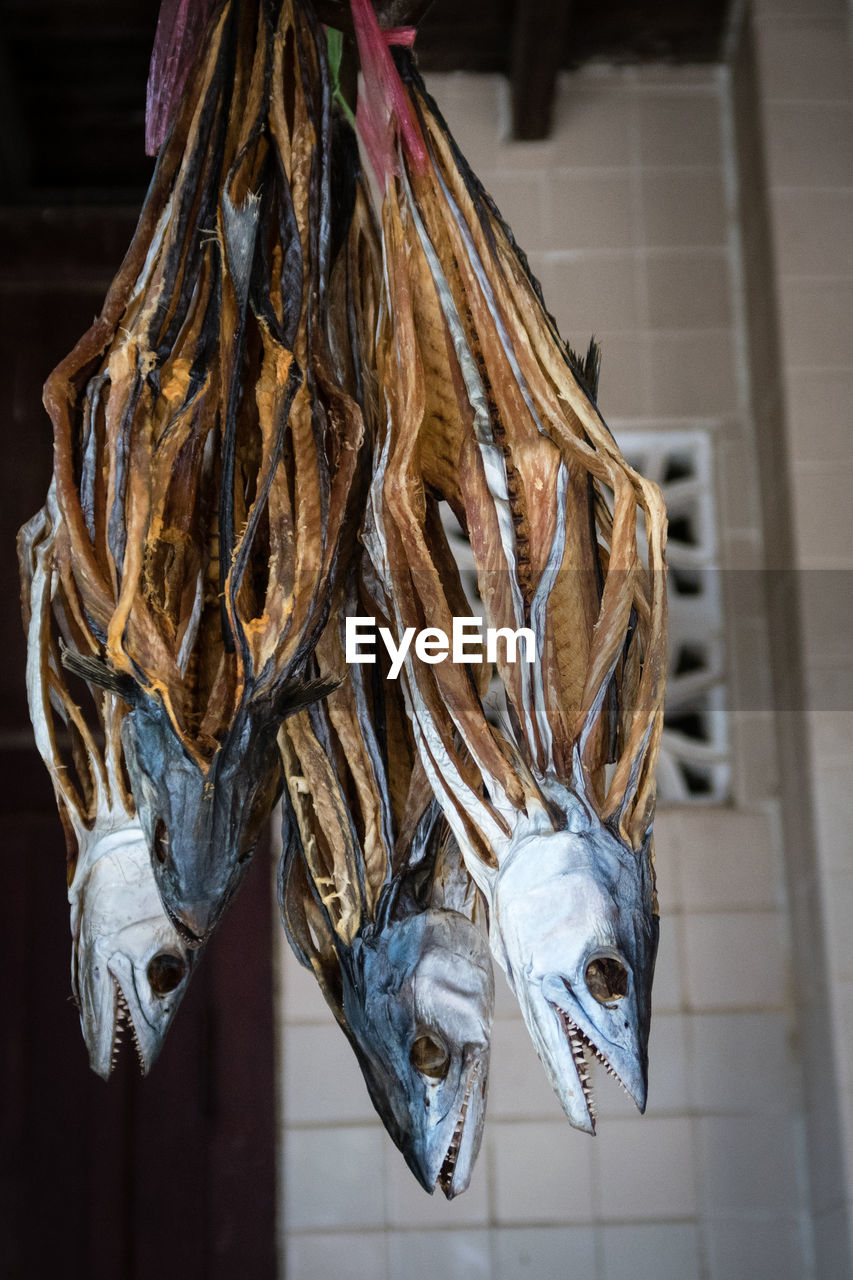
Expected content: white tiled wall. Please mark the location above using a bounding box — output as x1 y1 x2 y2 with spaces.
275 48 846 1279
741 0 853 1269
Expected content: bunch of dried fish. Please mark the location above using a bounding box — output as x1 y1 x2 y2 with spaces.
19 487 197 1078
40 0 363 954
349 0 667 1132
19 0 668 1195
280 560 493 1197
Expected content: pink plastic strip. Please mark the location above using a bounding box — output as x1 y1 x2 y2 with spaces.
350 0 427 181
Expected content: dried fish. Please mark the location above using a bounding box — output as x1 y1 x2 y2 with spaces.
279 562 493 1198
42 0 364 948
350 0 667 1131
19 489 197 1079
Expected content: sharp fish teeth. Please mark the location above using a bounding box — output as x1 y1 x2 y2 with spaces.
110 982 146 1075
554 1005 632 1110
437 1063 479 1195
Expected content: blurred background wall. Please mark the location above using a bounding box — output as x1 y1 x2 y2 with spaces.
276 2 853 1276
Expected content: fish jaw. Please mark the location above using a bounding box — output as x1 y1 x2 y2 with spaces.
342 909 494 1197
491 819 657 1130
70 828 196 1080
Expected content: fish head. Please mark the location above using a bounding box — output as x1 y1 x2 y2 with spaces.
71 826 197 1079
122 699 281 948
492 791 658 1133
342 908 494 1198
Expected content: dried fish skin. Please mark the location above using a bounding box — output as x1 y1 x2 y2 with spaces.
279 567 493 1198
18 494 197 1079
42 0 366 945
349 2 666 1130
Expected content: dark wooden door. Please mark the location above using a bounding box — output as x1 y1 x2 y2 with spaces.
0 210 277 1280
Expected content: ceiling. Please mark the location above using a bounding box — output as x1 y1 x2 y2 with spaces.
0 0 730 203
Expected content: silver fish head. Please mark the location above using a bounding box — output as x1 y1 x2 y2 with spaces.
71 827 197 1080
121 700 281 948
493 797 658 1133
342 908 494 1198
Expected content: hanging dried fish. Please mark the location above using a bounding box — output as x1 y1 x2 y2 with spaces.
19 489 197 1078
280 558 493 1198
350 0 667 1132
42 0 364 948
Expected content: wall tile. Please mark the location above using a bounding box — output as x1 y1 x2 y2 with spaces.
719 437 764 534
387 1230 491 1280
645 250 732 330
551 84 635 167
541 252 640 334
595 1117 697 1219
814 762 853 871
488 1017 569 1121
780 279 853 370
669 809 778 912
581 331 649 420
638 93 723 168
641 170 728 248
728 711 781 806
774 190 853 276
689 1012 796 1112
765 103 853 187
652 911 687 1013
799 570 853 665
494 967 522 1018
287 1232 388 1280
280 937 333 1024
813 1206 853 1279
698 1114 801 1214
787 369 853 467
546 172 636 251
682 911 787 1009
492 1227 598 1280
758 23 853 102
602 1223 701 1280
652 810 685 911
645 1014 692 1114
706 1218 807 1280
489 1122 596 1224
792 466 853 568
283 1127 388 1230
282 1023 378 1125
809 709 853 763
646 330 738 418
833 980 853 1093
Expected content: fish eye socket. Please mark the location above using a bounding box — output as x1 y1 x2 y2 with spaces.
153 817 170 866
147 952 186 995
585 956 628 1004
410 1033 450 1080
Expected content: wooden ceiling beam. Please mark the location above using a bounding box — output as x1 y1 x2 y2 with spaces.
510 0 572 141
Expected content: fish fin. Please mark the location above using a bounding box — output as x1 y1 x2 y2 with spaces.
59 646 140 706
276 674 343 720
